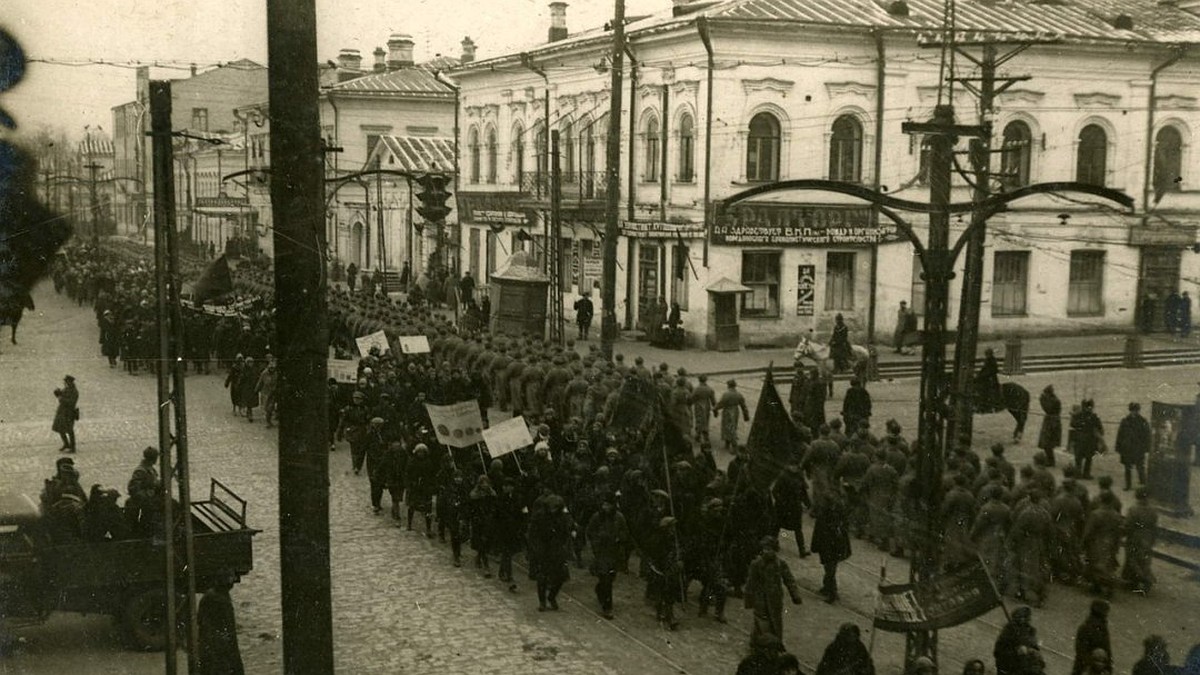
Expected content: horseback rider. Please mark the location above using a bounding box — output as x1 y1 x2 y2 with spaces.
975 348 1002 412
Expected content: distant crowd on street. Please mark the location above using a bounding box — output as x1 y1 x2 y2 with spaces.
43 239 1200 675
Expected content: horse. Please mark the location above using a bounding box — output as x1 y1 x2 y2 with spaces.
971 381 1030 444
793 334 871 395
0 290 35 345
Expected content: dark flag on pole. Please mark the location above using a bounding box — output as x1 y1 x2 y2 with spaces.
605 376 660 437
744 367 805 492
192 254 234 304
873 562 1004 632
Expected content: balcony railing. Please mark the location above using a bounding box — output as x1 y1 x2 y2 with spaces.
518 171 607 203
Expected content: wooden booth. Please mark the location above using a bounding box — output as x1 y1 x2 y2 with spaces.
489 251 549 339
705 277 752 352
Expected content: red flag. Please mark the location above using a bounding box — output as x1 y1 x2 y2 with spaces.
192 254 233 304
745 369 805 491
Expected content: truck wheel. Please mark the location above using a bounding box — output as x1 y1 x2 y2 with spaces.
121 589 184 651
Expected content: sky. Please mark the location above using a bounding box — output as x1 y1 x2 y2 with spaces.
1 0 673 142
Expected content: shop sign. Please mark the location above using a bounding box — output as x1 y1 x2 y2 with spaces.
621 220 706 239
195 195 250 209
457 193 537 228
796 265 815 316
712 203 898 246
1128 224 1198 247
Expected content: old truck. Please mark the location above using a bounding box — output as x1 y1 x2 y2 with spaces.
0 479 258 650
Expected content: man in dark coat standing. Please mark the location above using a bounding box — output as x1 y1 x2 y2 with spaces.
197 576 244 675
1071 399 1104 479
994 606 1042 675
811 486 851 603
1038 385 1062 467
841 378 871 435
586 493 630 619
52 375 79 453
1072 600 1112 675
1116 402 1151 491
744 536 802 647
574 293 594 340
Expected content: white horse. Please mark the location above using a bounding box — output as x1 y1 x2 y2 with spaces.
793 333 871 394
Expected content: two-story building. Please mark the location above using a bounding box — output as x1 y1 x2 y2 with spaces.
452 0 1200 348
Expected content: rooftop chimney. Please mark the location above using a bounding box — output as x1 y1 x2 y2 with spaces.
387 33 415 69
461 37 477 64
548 2 569 42
337 48 363 71
373 47 387 72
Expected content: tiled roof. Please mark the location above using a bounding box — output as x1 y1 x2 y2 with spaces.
327 66 455 97
709 0 1200 43
369 136 456 174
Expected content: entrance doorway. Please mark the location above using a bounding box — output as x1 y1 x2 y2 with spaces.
351 222 365 268
637 244 661 334
1139 248 1181 331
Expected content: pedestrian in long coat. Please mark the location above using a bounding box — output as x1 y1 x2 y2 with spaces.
811 486 851 603
744 536 802 647
1071 399 1104 479
99 311 121 367
841 378 872 434
405 444 436 535
714 379 750 451
972 486 1012 589
1082 493 1123 598
802 367 828 432
586 494 629 619
236 357 260 421
1050 481 1086 583
493 480 525 586
862 452 898 549
941 476 977 571
528 492 574 611
816 623 875 675
830 313 852 371
1071 600 1112 675
1121 487 1158 592
1007 490 1053 606
224 355 245 414
691 374 717 442
255 361 278 427
467 474 497 576
1116 402 1151 490
1037 385 1062 466
52 375 79 453
771 465 810 557
197 579 245 675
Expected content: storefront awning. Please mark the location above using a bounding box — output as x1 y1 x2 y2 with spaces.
706 277 752 294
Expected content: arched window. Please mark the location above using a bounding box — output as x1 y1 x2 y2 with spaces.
644 113 660 182
468 127 480 184
485 126 498 184
583 123 597 198
1153 125 1184 195
677 112 695 182
512 123 525 187
746 112 780 182
829 114 863 182
562 121 575 181
1076 124 1108 186
1000 121 1033 190
535 127 547 184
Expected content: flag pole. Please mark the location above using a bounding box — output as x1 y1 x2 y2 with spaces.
976 552 1010 623
650 422 688 607
477 442 488 473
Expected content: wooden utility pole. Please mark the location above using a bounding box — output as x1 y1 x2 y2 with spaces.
148 79 180 675
946 39 1048 448
549 130 564 344
600 0 625 361
266 1 334 672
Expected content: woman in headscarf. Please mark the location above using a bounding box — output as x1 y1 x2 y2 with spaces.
815 623 874 675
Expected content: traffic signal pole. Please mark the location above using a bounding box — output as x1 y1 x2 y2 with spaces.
266 1 335 672
600 0 625 361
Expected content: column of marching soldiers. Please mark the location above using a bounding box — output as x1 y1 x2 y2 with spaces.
52 240 1200 675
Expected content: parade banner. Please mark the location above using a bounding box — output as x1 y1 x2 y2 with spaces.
745 370 805 492
356 330 391 356
424 400 485 448
398 335 431 354
180 296 257 317
328 359 360 385
873 563 1002 632
481 415 535 458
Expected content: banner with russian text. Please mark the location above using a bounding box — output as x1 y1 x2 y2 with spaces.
873 563 1002 632
481 415 534 458
356 330 391 356
424 400 485 448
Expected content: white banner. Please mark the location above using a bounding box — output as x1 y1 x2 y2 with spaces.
398 335 431 354
328 359 360 384
356 330 391 356
424 400 485 449
481 415 534 458
180 297 257 317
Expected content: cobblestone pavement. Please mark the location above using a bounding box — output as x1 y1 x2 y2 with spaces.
2 283 1198 674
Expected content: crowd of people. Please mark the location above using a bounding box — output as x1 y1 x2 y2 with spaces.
44 239 1200 675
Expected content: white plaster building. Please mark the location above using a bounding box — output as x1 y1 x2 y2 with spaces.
451 0 1200 348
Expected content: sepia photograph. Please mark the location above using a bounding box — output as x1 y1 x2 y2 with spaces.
1 0 1199 673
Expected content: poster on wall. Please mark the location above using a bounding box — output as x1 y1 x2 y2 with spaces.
796 264 815 316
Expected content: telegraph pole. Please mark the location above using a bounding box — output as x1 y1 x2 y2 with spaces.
84 162 102 241
266 0 335 672
600 0 625 361
945 39 1049 448
148 80 180 675
549 130 565 344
